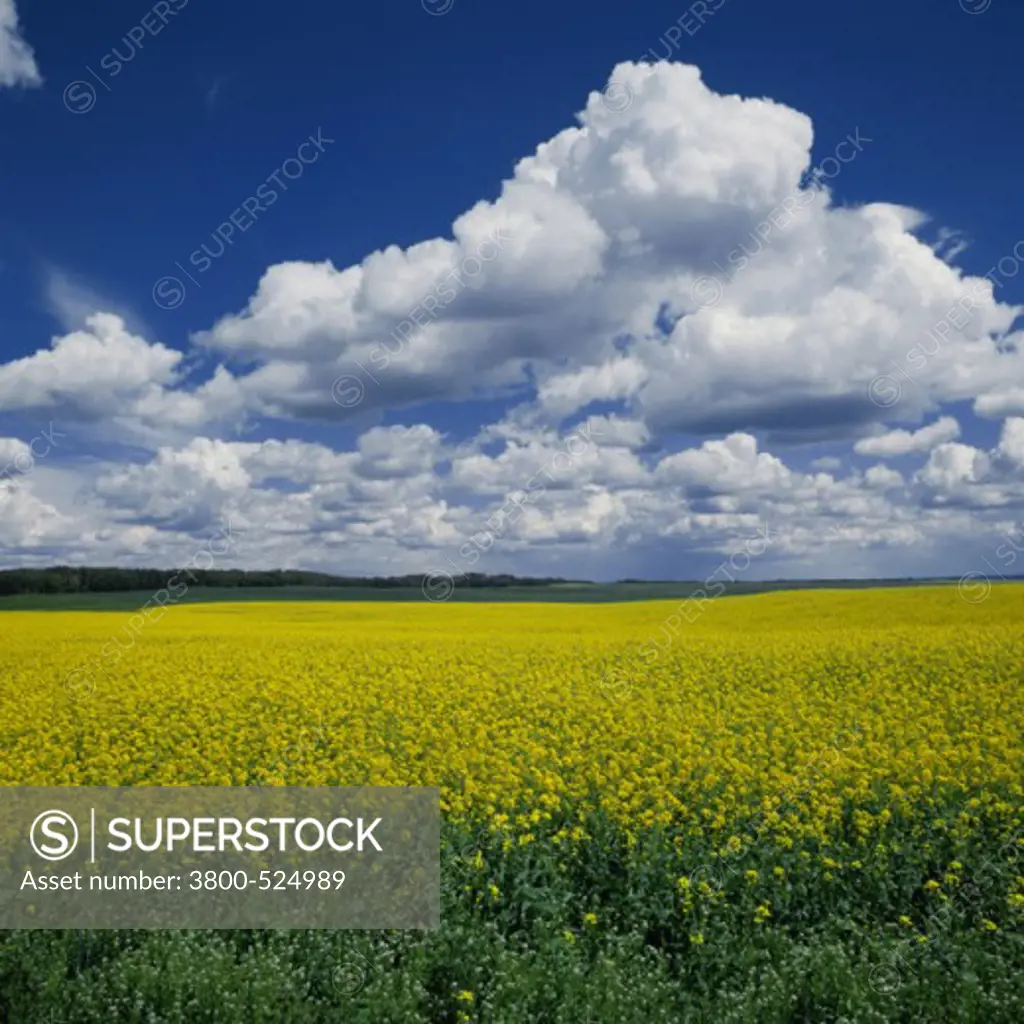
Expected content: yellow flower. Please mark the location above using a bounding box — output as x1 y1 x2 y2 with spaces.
690 931 705 945
583 912 598 926
5 588 1024 957
457 991 474 1003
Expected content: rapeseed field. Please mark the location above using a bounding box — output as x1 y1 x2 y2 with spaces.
1 586 1023 1022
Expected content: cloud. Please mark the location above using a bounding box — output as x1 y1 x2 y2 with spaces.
0 315 182 414
0 314 249 444
191 63 816 425
204 75 228 108
3 61 1024 579
912 419 1024 510
14 60 1022 454
975 387 1024 419
0 0 41 88
179 62 1019 450
916 442 992 495
864 464 904 489
853 416 960 457
44 268 151 338
995 417 1024 467
0 410 1019 580
656 433 792 495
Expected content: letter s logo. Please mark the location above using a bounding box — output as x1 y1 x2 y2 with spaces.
30 810 79 861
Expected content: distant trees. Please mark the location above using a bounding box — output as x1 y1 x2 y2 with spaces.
0 567 572 596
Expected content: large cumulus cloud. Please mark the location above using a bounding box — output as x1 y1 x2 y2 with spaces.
2 61 1024 579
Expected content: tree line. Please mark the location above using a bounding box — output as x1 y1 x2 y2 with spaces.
0 566 572 596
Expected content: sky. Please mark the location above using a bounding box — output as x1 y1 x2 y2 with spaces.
1 0 1023 583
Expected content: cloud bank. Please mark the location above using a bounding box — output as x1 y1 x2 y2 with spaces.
3 62 1023 580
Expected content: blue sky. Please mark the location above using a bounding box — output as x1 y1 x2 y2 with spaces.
0 0 1023 581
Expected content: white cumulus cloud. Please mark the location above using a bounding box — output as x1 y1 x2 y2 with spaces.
854 417 960 457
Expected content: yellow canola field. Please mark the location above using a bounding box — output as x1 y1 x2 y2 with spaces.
2 586 1022 846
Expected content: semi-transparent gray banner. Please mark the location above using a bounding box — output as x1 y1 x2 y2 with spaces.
0 787 439 929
